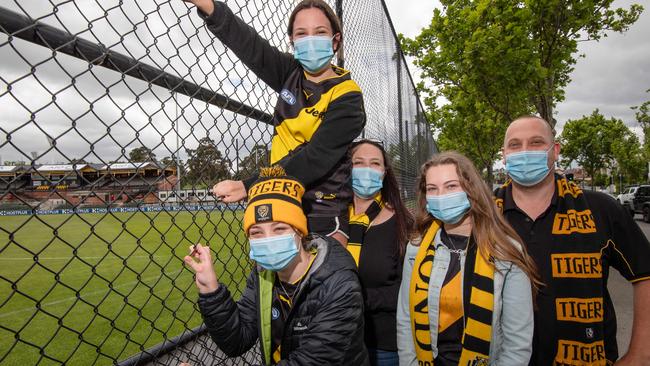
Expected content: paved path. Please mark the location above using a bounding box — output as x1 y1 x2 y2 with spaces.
610 214 649 354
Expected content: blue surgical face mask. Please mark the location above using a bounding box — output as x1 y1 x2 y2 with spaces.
352 167 384 199
426 191 471 225
293 35 334 73
249 233 299 271
505 146 553 187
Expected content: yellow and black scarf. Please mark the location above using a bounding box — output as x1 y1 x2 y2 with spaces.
347 193 384 266
410 221 495 365
495 176 609 365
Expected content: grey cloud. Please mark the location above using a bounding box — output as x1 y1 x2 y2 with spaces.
1 0 279 164
556 2 650 131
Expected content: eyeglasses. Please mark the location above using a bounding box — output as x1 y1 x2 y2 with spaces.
351 137 385 148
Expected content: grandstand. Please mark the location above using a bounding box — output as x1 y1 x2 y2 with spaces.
0 162 177 209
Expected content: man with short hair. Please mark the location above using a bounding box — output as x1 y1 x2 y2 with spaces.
495 116 650 365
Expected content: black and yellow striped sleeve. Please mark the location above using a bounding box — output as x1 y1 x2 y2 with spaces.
277 91 365 187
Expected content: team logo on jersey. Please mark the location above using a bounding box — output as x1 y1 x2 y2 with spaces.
271 307 280 320
280 89 296 105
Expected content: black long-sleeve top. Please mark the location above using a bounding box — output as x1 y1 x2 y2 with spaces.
358 215 402 351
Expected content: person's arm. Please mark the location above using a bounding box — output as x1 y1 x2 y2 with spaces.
197 271 259 357
616 279 650 365
197 1 298 92
492 263 533 365
592 193 650 364
277 92 365 187
396 244 418 366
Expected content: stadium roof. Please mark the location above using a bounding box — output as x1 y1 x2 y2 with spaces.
36 164 88 172
101 162 159 170
0 165 27 173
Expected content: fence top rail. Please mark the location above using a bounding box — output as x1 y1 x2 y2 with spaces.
0 5 274 124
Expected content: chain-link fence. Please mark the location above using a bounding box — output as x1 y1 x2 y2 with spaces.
0 0 436 365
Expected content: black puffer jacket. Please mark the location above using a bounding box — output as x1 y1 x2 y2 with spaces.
198 236 369 365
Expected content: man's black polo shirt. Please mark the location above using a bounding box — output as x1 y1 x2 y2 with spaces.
499 183 650 365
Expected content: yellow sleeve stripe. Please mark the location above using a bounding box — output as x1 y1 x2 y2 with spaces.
330 79 362 102
631 275 650 284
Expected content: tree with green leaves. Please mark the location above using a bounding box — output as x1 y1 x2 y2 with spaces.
611 132 646 186
233 144 270 180
401 0 642 177
560 110 641 188
128 146 156 162
185 137 231 187
632 89 650 157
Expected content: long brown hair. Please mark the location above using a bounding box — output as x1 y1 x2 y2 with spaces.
415 151 542 295
287 0 343 55
350 140 413 258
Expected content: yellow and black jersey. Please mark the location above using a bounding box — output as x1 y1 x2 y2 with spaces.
202 2 366 217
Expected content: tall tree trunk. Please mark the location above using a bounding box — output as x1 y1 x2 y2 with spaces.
485 163 494 189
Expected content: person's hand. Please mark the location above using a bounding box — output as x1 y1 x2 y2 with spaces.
212 180 247 203
183 243 219 294
181 0 214 16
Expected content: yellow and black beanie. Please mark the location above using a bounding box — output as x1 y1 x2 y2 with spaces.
243 166 308 236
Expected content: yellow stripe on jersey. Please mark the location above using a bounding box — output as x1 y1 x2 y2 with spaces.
270 79 362 164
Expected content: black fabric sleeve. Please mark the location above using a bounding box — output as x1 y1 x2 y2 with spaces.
590 192 650 282
277 269 364 365
243 173 259 191
276 92 365 187
198 271 259 357
199 1 298 92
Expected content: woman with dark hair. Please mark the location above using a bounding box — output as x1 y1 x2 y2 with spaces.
348 139 413 366
396 151 541 365
183 0 366 245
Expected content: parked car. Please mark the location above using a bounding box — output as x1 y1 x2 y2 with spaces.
629 185 650 221
617 186 638 204
617 186 638 206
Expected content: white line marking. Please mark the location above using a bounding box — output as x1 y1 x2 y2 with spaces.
0 269 184 318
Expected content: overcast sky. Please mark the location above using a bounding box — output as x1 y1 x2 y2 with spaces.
0 0 648 165
384 0 650 135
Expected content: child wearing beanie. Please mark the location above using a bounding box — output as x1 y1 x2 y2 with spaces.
184 166 369 365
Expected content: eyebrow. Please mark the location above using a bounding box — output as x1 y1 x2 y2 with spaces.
426 180 459 186
294 25 331 32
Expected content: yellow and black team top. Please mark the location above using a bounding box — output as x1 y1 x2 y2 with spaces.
435 230 472 366
410 221 495 366
201 2 366 218
495 176 650 365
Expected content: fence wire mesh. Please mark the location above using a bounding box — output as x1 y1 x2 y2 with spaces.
0 0 436 364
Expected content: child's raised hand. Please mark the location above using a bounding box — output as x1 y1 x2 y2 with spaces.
184 243 219 294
